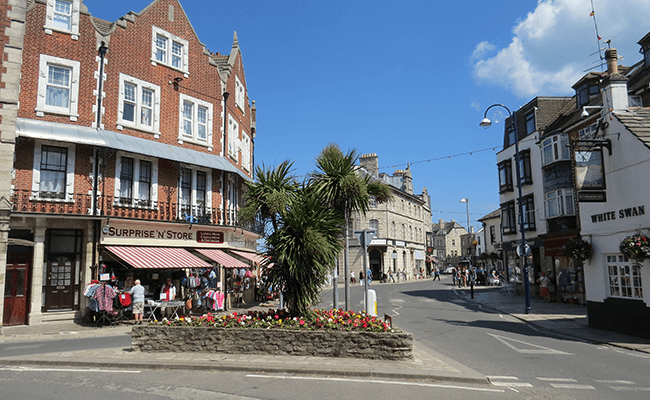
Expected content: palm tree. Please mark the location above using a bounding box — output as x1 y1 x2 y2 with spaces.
309 143 392 310
264 188 344 316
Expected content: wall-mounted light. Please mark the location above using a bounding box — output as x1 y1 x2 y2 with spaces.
581 106 604 118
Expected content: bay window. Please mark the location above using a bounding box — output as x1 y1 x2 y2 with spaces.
541 134 570 166
544 189 575 218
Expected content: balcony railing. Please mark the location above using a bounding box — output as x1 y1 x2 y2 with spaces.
9 189 257 232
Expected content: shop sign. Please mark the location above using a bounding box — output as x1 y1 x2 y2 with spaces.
197 231 224 244
590 205 645 224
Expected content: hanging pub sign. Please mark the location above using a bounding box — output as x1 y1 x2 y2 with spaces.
575 147 606 202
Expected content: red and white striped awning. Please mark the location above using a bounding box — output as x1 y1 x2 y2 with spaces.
105 246 211 269
195 249 250 269
231 250 265 265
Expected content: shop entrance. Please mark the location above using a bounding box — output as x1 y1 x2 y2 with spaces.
369 249 382 280
44 230 82 311
3 252 31 326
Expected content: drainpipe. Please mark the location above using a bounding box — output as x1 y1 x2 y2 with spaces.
92 42 108 280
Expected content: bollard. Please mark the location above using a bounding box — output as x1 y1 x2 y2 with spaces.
367 289 377 316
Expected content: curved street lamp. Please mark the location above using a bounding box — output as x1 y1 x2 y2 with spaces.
480 104 532 314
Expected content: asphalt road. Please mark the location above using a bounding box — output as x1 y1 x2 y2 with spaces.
322 277 650 399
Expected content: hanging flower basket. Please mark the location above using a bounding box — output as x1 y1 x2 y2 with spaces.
562 238 593 262
620 233 650 263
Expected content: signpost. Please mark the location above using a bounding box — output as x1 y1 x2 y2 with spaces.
354 229 376 314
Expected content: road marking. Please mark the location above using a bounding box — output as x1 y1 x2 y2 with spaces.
419 298 434 302
611 386 650 391
595 379 634 384
487 376 518 380
0 366 141 373
487 333 573 355
490 382 533 387
537 377 577 382
549 383 595 390
390 298 405 302
246 374 504 392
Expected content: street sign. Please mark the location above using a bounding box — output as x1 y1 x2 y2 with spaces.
516 244 531 257
354 229 376 247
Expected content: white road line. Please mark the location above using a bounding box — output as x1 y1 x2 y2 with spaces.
419 298 434 302
246 374 504 392
549 383 595 390
487 332 573 355
490 382 533 387
390 298 405 302
487 376 519 380
611 386 650 391
537 377 578 382
0 366 141 373
595 379 635 384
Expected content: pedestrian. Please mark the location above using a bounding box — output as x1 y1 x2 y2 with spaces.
350 270 355 285
433 267 440 281
359 270 364 286
538 272 552 302
129 279 145 325
396 268 400 282
389 269 395 283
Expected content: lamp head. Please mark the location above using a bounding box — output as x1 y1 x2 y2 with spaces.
479 118 492 129
460 198 468 203
581 108 590 118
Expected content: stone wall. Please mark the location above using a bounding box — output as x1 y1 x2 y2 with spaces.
132 326 413 360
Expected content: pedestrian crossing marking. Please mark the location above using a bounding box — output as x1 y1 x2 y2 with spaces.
487 333 573 355
611 387 650 391
596 379 634 384
537 377 577 382
549 383 595 389
491 382 533 387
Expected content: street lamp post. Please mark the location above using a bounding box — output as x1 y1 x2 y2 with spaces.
460 197 470 241
480 104 532 314
460 198 474 298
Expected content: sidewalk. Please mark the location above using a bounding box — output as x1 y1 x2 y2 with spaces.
0 299 489 385
456 284 650 354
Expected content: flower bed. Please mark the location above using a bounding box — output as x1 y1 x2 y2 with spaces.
132 309 412 360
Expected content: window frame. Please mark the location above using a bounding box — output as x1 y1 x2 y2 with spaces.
525 111 535 135
518 149 532 185
178 93 213 148
114 152 159 208
521 194 536 231
544 189 575 219
606 254 643 299
501 201 516 235
498 159 513 193
36 55 80 118
31 141 76 202
44 0 80 37
178 166 213 220
227 115 240 161
541 134 570 166
235 75 246 114
117 74 161 135
151 26 189 74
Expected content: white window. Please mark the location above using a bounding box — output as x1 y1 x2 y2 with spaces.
369 219 379 235
235 75 245 113
579 122 598 139
607 255 643 299
228 115 240 160
178 167 212 221
44 0 80 37
241 132 251 171
31 140 76 201
151 26 189 73
118 74 160 134
114 152 159 208
544 189 575 218
541 134 570 166
178 94 213 147
36 55 80 118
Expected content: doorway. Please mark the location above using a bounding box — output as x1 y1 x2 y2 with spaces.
43 230 83 311
3 252 31 326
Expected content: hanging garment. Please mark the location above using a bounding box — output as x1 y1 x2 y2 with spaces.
94 284 117 312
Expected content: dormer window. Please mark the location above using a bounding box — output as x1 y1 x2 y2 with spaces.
151 26 189 74
576 83 599 108
45 0 80 38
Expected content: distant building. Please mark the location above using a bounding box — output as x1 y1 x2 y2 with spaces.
342 153 432 281
431 219 468 268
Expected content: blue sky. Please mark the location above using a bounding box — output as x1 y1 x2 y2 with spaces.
83 0 650 231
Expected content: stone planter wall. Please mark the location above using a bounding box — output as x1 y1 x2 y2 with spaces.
132 326 413 360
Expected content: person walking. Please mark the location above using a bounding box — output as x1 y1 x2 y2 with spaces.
350 270 356 285
129 279 145 325
432 267 440 281
389 269 395 283
359 270 364 286
538 272 552 302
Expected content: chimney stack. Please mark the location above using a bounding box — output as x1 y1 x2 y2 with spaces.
606 48 619 75
602 47 629 112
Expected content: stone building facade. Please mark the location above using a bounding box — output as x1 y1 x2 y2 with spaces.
341 153 432 281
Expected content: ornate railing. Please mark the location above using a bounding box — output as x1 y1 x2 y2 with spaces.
9 189 250 231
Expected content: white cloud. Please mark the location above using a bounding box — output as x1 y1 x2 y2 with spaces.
472 0 650 98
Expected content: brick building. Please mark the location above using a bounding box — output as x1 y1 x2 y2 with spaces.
1 0 260 327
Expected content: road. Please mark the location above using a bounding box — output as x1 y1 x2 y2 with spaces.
1 277 649 399
322 277 650 399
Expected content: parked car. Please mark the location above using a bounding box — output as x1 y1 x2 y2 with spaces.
443 266 455 274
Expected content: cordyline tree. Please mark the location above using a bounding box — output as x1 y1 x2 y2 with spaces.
308 144 392 310
239 144 391 316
